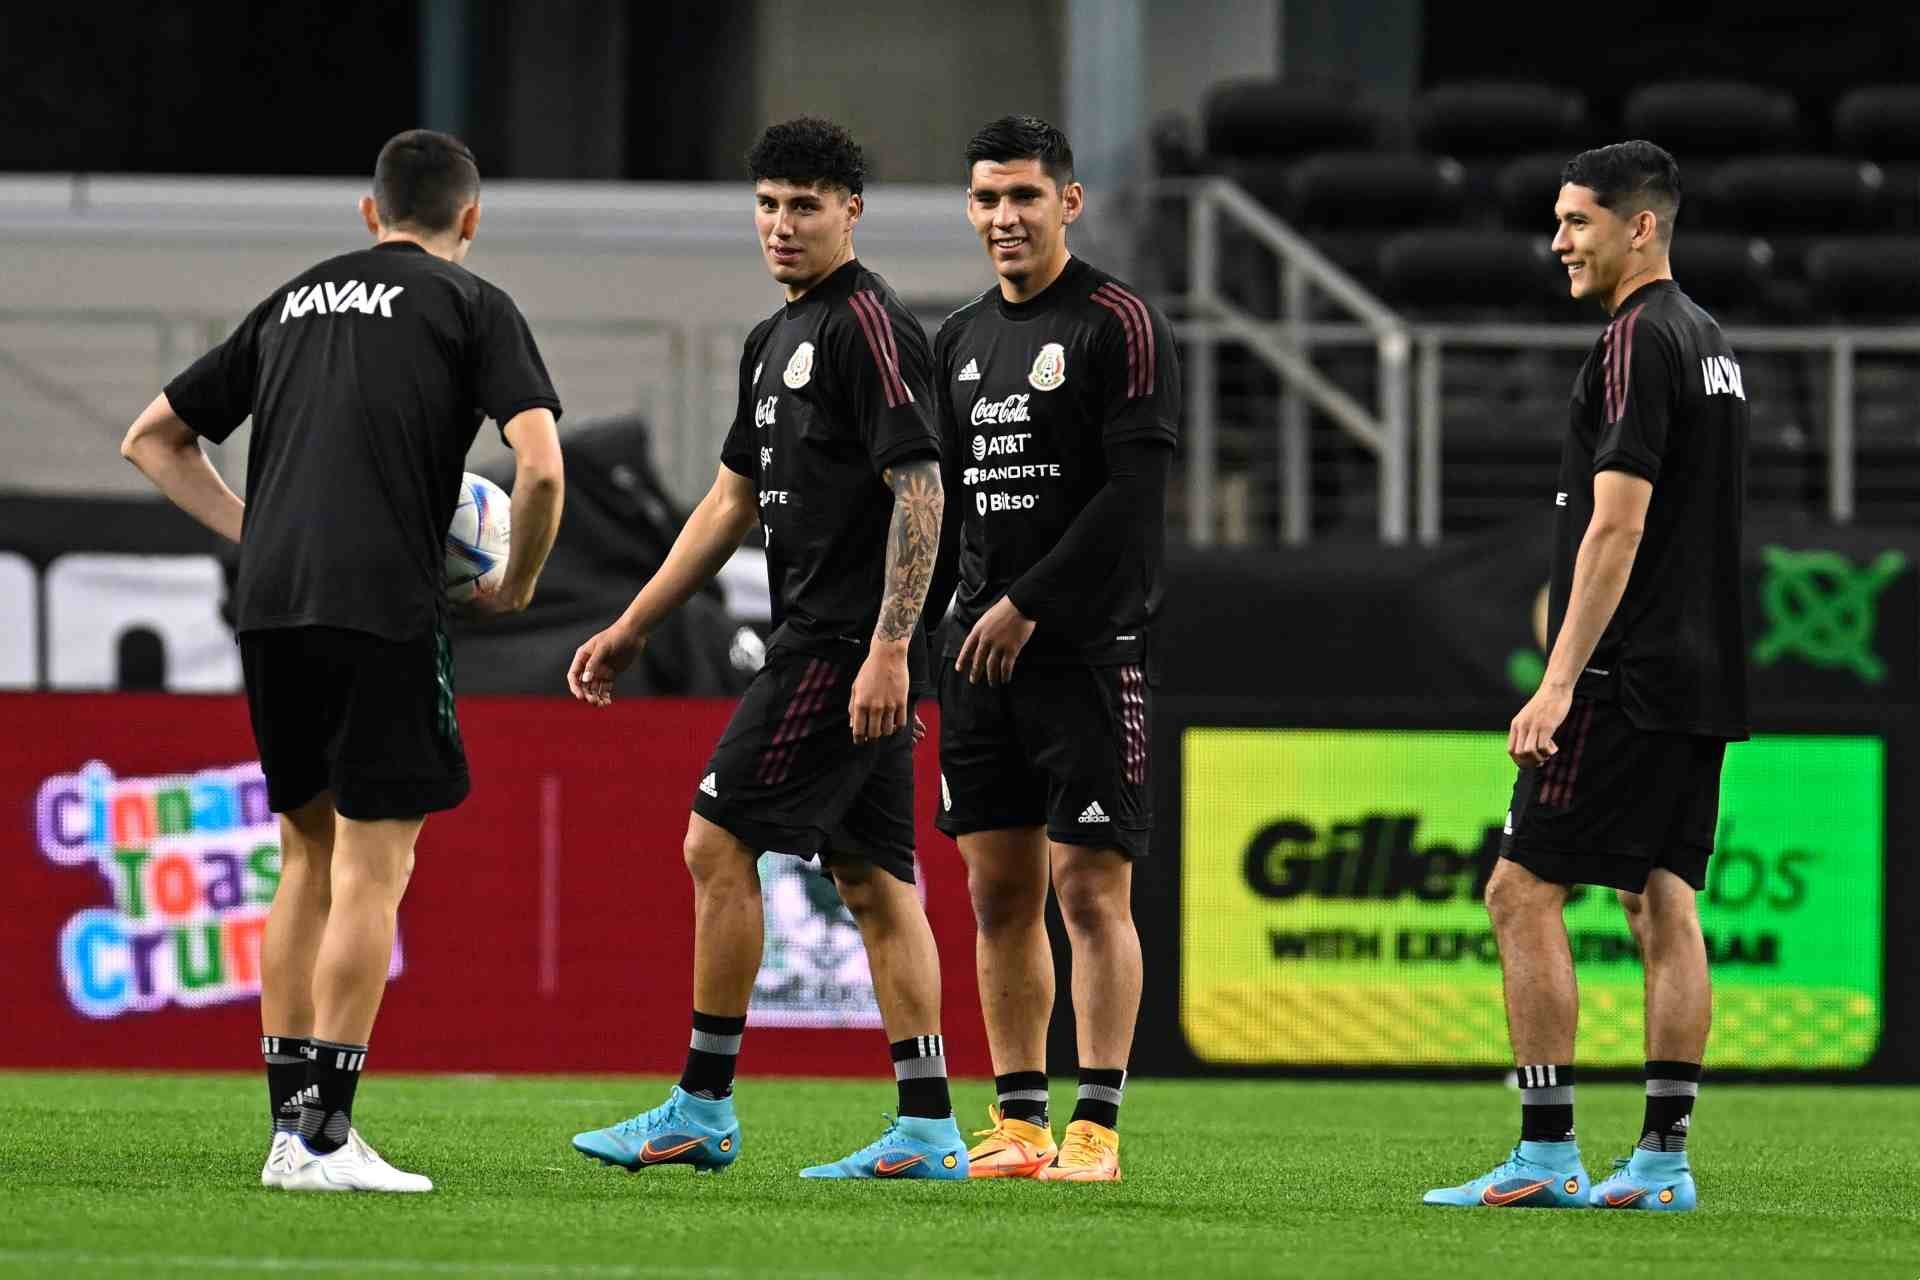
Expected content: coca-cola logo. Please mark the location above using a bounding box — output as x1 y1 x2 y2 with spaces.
970 393 1031 428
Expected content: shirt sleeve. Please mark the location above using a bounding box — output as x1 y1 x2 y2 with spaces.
162 305 265 444
719 329 763 479
474 284 563 443
1005 437 1172 629
832 289 941 474
1592 306 1675 482
1089 284 1181 448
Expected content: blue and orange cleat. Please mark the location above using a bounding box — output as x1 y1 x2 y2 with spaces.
799 1113 969 1180
571 1086 740 1174
1423 1142 1590 1208
1588 1150 1697 1211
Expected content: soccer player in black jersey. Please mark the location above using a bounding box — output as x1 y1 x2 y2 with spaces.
565 118 968 1180
121 129 566 1192
1425 142 1747 1213
928 117 1180 1182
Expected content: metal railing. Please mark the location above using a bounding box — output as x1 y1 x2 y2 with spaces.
1168 177 1412 544
1162 178 1920 545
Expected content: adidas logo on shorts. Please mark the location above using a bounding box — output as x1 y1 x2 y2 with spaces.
700 773 718 798
1079 800 1110 824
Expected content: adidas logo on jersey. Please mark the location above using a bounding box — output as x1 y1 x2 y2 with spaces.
279 280 406 323
700 773 718 798
957 358 981 382
1079 800 1110 824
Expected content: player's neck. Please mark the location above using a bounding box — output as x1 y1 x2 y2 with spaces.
1606 260 1673 314
783 242 857 302
376 228 463 263
998 250 1073 305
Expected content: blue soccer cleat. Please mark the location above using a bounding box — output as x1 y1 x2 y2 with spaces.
571 1086 740 1174
1423 1142 1590 1208
799 1113 969 1180
1588 1150 1697 1211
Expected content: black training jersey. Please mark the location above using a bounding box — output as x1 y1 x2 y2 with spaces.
932 256 1180 665
719 259 941 660
1552 277 1749 739
165 241 561 641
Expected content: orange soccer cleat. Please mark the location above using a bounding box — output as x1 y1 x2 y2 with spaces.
1035 1119 1120 1182
966 1105 1057 1179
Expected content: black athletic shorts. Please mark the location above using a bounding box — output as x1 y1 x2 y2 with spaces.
239 624 470 821
1500 696 1727 892
691 646 917 884
935 658 1152 859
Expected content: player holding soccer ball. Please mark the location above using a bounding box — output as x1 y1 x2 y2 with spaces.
566 118 966 1180
121 129 565 1192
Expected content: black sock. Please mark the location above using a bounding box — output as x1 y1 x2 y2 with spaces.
1070 1068 1126 1130
680 1010 746 1100
298 1039 367 1154
995 1071 1048 1127
1640 1060 1700 1153
1518 1063 1576 1144
890 1035 951 1120
261 1034 312 1134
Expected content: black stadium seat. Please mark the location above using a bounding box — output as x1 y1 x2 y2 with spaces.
1378 230 1564 315
1622 82 1801 161
1414 82 1589 159
1286 152 1467 229
1202 80 1380 162
1701 156 1887 235
1807 238 1920 319
1834 86 1920 162
1669 234 1776 322
1495 153 1570 230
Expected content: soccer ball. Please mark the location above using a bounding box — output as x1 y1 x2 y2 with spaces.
444 472 511 602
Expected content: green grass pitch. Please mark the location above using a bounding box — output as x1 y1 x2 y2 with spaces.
2 1072 1917 1278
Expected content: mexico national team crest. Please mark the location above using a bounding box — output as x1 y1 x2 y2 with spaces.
783 342 815 389
1028 342 1067 391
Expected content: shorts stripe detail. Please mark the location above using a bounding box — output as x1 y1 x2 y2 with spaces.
1539 700 1595 807
757 658 831 786
1119 663 1148 787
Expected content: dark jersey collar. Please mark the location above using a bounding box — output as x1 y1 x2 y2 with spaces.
1609 276 1677 317
995 254 1090 321
371 240 431 256
784 257 864 315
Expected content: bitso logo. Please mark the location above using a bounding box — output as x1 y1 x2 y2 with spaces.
1028 342 1067 391
35 760 404 1019
784 342 816 389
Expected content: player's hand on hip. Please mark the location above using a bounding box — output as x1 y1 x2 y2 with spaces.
851 641 909 744
567 623 646 707
956 596 1036 686
1509 681 1573 769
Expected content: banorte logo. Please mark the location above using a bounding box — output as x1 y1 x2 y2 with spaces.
33 760 403 1019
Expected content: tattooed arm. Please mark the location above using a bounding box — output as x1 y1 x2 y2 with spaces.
849 458 945 743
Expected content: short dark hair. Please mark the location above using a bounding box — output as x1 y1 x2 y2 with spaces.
373 129 480 233
966 115 1075 188
1561 140 1682 242
746 117 865 196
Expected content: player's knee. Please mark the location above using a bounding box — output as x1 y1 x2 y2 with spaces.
966 868 1043 935
682 823 752 892
1483 863 1552 927
1054 874 1128 937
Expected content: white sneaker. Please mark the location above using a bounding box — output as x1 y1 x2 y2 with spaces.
261 1131 298 1187
280 1128 433 1193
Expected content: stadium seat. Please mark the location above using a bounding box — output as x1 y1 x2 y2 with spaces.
1202 79 1380 163
1669 234 1776 322
1377 230 1564 316
1286 152 1468 229
1834 86 1920 161
1701 156 1887 235
1413 82 1589 159
1807 238 1920 319
1494 153 1570 230
1622 82 1802 162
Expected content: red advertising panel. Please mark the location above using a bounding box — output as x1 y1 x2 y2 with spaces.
1 693 987 1077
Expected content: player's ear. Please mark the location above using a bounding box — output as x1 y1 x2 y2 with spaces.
359 195 381 239
459 201 481 244
1632 208 1658 251
1060 181 1085 226
845 191 863 232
